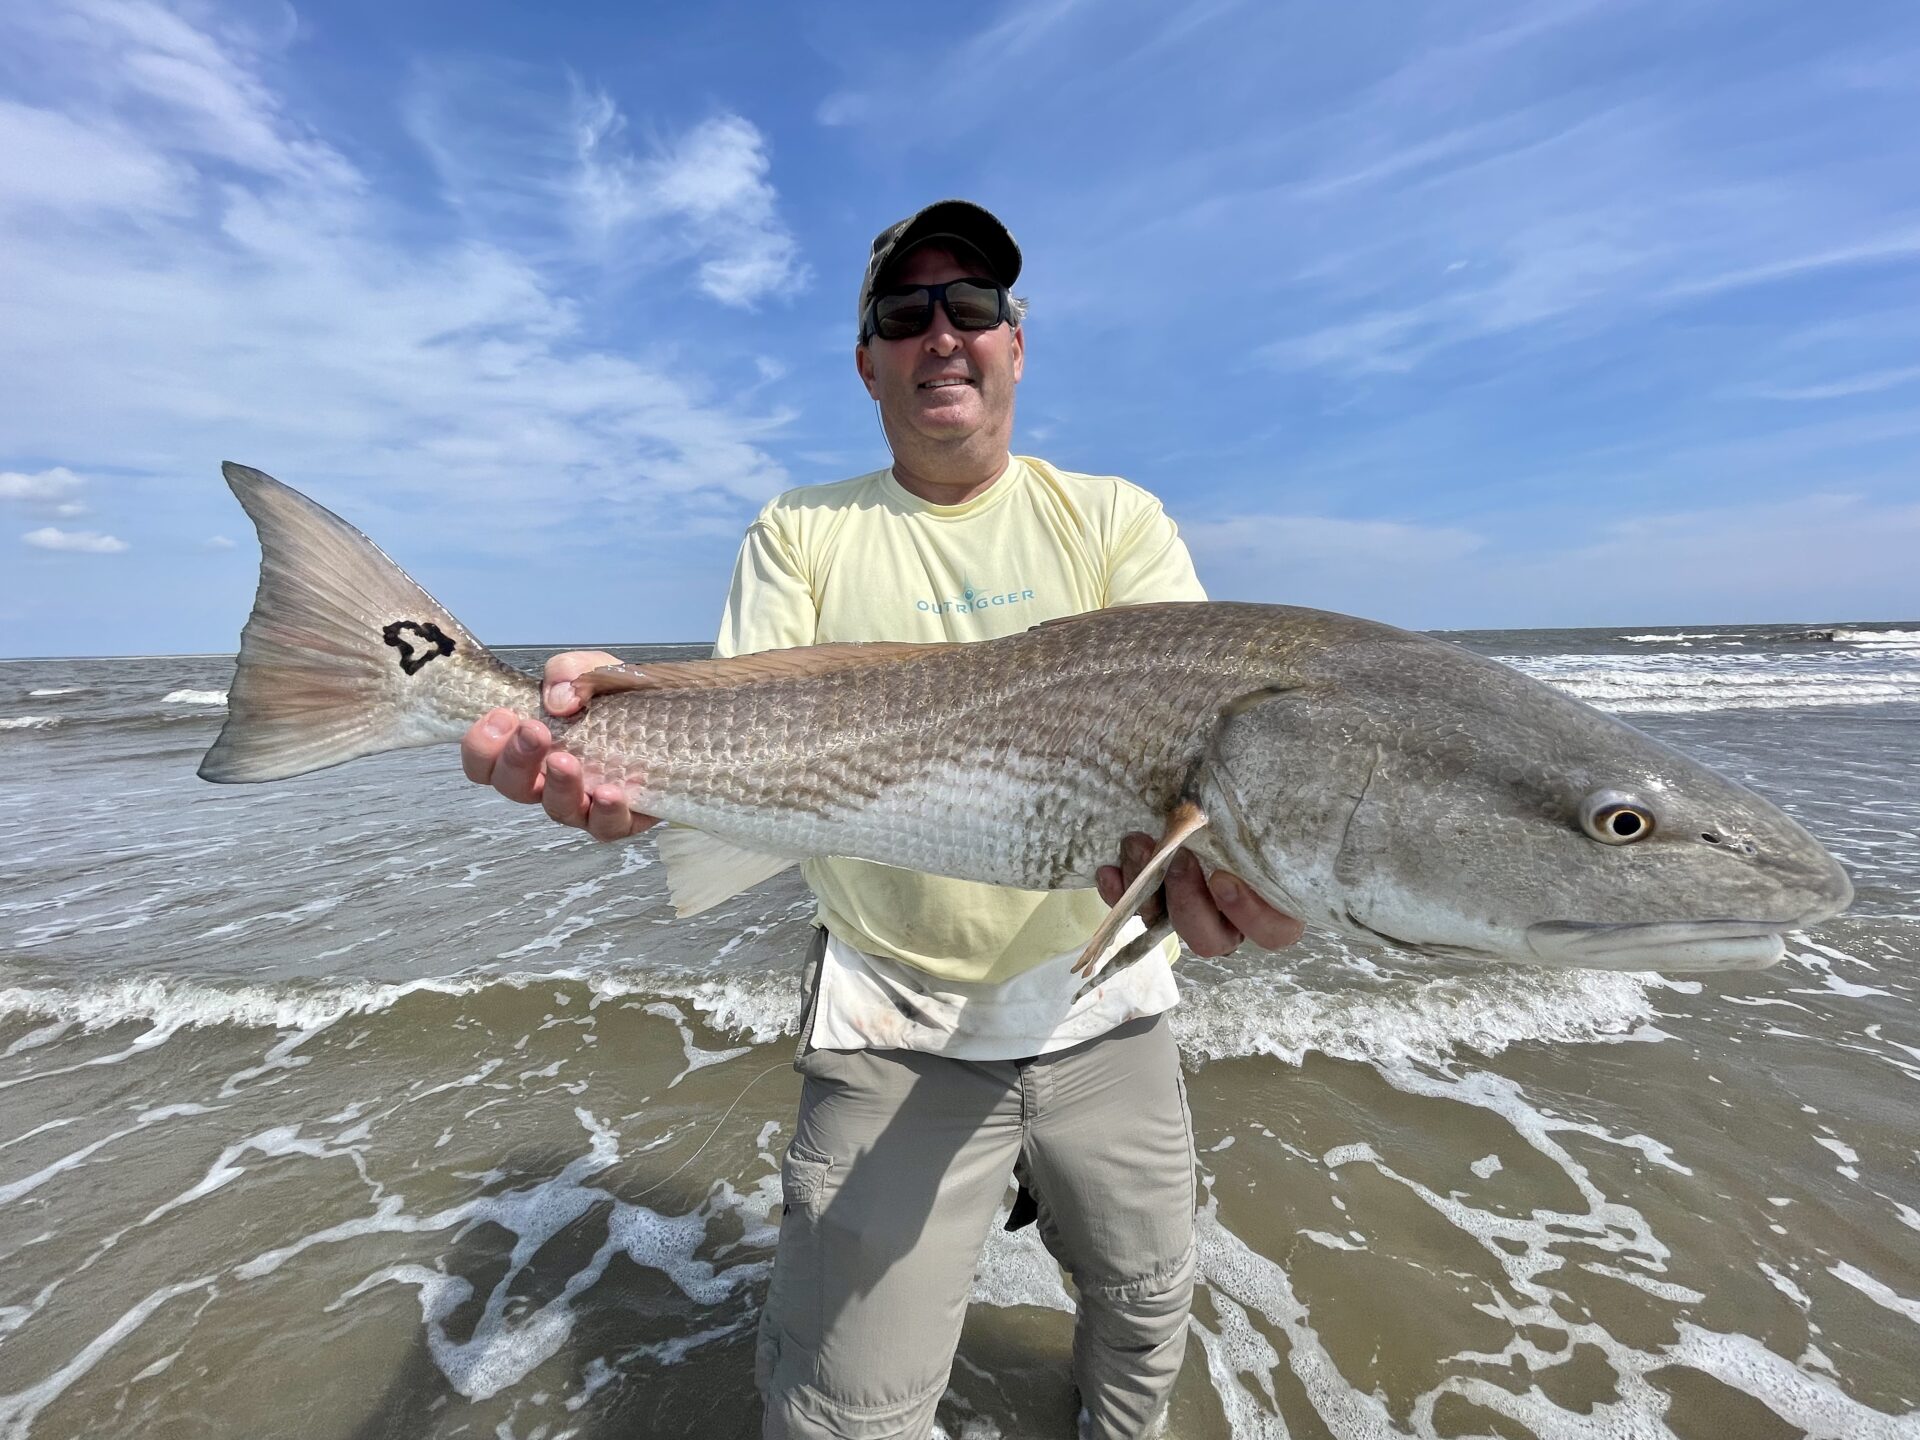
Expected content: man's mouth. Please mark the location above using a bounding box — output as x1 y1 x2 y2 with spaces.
918 377 973 390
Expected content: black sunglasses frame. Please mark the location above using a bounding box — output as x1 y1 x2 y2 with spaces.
862 278 1012 343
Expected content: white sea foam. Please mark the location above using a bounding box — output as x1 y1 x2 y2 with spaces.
1514 651 1920 713
641 1001 753 1086
1831 627 1920 646
248 1108 773 1402
1181 1063 1920 1440
970 1205 1074 1313
1171 965 1659 1068
0 1104 213 1207
161 689 227 706
27 688 77 696
1620 631 1743 643
0 954 1668 1081
639 973 803 1045
0 971 555 1037
0 1277 219 1440
1830 1262 1920 1327
0 717 59 730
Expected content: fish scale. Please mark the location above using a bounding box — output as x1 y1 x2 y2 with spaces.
551 612 1265 890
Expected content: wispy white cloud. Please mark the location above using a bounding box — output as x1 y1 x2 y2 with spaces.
203 534 235 549
0 467 86 503
1748 365 1920 402
0 98 187 214
972 1 1920 403
814 92 869 128
23 526 127 553
643 114 806 307
809 0 1094 137
41 0 347 185
406 64 805 307
0 3 797 548
1662 229 1920 301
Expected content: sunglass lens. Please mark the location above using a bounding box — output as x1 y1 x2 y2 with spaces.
944 280 1004 330
874 291 933 340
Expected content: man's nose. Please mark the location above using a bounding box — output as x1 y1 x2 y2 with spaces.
921 307 962 356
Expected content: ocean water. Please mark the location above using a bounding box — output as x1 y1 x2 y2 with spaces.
1 622 1917 1439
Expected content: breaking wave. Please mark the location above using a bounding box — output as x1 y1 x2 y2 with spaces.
1170 964 1666 1067
1619 631 1744 643
1515 653 1920 714
161 689 228 706
1 959 1667 1072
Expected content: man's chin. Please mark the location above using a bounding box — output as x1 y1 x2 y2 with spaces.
907 406 985 440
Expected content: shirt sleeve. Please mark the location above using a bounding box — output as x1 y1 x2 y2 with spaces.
1105 495 1208 606
715 514 820 658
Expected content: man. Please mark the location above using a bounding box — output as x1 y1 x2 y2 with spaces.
461 200 1301 1438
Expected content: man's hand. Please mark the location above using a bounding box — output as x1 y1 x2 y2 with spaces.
459 650 660 843
1096 833 1304 958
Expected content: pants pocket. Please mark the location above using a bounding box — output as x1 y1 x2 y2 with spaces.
765 1140 835 1364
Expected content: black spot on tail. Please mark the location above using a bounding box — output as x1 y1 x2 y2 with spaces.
383 620 455 675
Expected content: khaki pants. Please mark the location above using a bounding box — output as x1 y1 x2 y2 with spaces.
756 932 1196 1439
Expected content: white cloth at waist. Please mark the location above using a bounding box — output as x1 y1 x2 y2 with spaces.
808 918 1180 1061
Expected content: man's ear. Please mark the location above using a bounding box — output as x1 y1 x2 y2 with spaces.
1010 323 1025 384
854 342 879 399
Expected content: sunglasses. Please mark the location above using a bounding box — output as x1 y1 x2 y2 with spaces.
864 278 1012 342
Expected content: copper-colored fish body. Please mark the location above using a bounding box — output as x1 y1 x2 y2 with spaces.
203 463 1853 972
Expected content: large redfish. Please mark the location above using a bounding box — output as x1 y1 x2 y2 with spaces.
201 463 1852 973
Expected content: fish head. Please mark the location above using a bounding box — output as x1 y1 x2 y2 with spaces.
1210 637 1852 972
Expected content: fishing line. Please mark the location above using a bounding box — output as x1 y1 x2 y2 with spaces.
630 1059 793 1204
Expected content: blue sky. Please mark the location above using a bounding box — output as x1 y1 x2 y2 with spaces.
2 0 1917 656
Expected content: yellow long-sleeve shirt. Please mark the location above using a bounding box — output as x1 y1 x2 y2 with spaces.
715 455 1205 984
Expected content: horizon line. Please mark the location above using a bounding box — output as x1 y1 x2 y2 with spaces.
4 617 1916 664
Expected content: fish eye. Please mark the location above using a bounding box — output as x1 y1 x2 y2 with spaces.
1580 790 1656 845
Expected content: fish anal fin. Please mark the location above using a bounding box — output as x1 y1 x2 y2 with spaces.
654 827 799 917
1072 801 1211 977
573 641 943 700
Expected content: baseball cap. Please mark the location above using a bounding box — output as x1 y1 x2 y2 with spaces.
857 199 1022 334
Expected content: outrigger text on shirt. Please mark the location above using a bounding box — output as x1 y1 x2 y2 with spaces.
918 587 1036 615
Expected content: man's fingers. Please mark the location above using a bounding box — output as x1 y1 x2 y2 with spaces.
1208 871 1306 951
461 709 518 785
1165 850 1242 957
541 750 590 828
1096 864 1125 907
583 786 626 842
542 651 624 717
491 719 552 804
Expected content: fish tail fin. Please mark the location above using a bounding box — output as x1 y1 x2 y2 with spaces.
199 462 539 783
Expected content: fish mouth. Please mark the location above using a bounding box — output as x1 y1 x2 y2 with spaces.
1524 919 1795 971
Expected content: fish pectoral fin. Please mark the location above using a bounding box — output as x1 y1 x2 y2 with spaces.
573 642 944 700
654 827 800 917
1072 801 1211 978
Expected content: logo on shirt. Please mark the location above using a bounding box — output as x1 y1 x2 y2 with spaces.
916 581 1037 615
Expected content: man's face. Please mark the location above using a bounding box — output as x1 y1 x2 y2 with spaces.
856 244 1024 450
